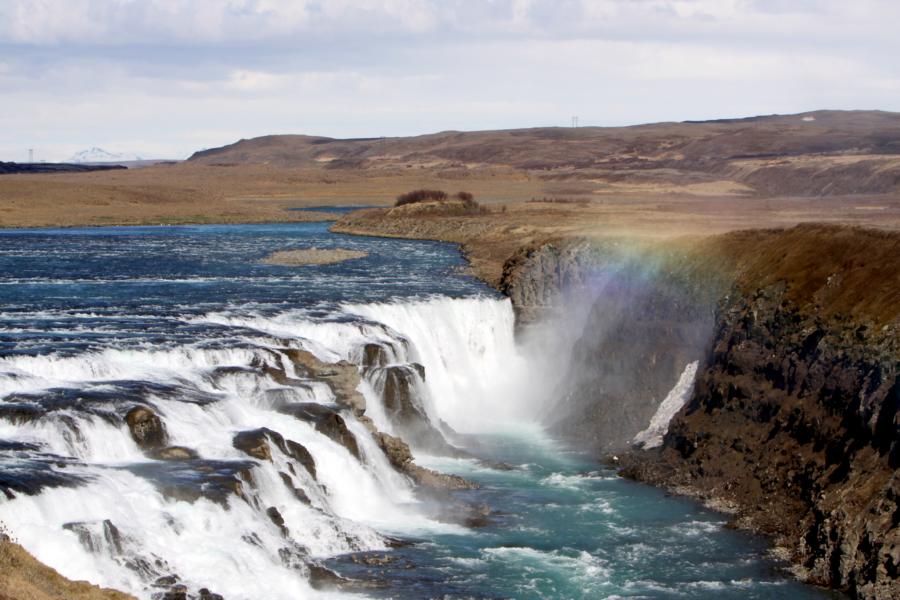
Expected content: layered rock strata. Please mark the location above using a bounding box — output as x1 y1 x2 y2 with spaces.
513 225 899 599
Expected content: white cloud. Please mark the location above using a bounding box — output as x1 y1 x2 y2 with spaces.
225 69 289 92
0 0 895 45
0 0 898 160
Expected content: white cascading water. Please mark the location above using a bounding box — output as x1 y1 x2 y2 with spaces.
632 360 699 449
0 296 525 599
346 297 540 432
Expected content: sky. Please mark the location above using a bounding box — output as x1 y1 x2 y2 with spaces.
1 0 898 161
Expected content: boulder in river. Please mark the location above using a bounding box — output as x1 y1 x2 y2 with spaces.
124 407 168 450
278 404 360 460
232 427 317 479
373 432 477 491
279 348 367 412
62 519 124 555
361 342 390 370
148 446 199 461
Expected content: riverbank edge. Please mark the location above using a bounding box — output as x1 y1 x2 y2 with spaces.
0 530 137 600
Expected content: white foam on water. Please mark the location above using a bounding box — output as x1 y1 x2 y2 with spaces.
0 470 357 600
0 294 542 598
481 546 611 583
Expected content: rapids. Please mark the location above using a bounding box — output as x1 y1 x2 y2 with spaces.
0 221 835 599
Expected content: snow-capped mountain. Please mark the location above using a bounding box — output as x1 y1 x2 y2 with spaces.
69 147 144 163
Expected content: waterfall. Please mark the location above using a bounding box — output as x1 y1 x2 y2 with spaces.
0 295 522 599
346 296 539 433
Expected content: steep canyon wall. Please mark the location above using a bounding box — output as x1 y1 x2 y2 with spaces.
502 225 900 598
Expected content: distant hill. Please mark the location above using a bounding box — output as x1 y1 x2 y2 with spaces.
188 110 900 197
70 147 144 164
0 161 127 175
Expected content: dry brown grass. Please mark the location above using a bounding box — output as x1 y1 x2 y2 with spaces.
0 163 542 228
0 538 136 600
5 110 900 229
334 192 900 288
695 224 900 325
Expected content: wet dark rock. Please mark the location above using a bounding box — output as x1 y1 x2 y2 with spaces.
277 543 309 570
125 406 168 450
499 238 602 325
622 281 900 599
232 427 316 479
384 536 415 549
232 429 274 461
380 366 429 427
373 432 477 490
0 440 40 452
63 519 124 555
279 472 311 505
0 456 88 499
373 431 413 468
279 348 367 412
308 563 373 591
283 439 316 479
279 403 360 460
307 564 343 589
148 446 199 461
369 364 460 454
350 553 395 566
0 402 44 424
152 575 180 588
266 506 289 536
261 365 299 387
463 503 494 528
361 343 391 370
551 254 718 453
121 459 255 505
160 584 187 600
123 554 173 581
198 588 225 600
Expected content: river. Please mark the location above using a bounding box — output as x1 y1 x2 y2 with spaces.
0 220 836 599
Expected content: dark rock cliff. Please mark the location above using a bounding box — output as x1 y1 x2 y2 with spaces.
502 224 900 598
622 278 899 598
498 238 597 324
501 237 722 453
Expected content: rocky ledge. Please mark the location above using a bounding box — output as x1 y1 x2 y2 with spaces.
592 225 899 599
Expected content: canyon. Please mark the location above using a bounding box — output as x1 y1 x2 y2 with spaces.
334 206 900 598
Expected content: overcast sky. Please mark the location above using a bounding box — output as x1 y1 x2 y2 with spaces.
1 0 898 161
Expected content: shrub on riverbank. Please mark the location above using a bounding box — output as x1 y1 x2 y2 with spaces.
394 189 487 215
395 189 448 206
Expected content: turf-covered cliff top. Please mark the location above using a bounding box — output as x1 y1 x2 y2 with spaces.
698 224 900 327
